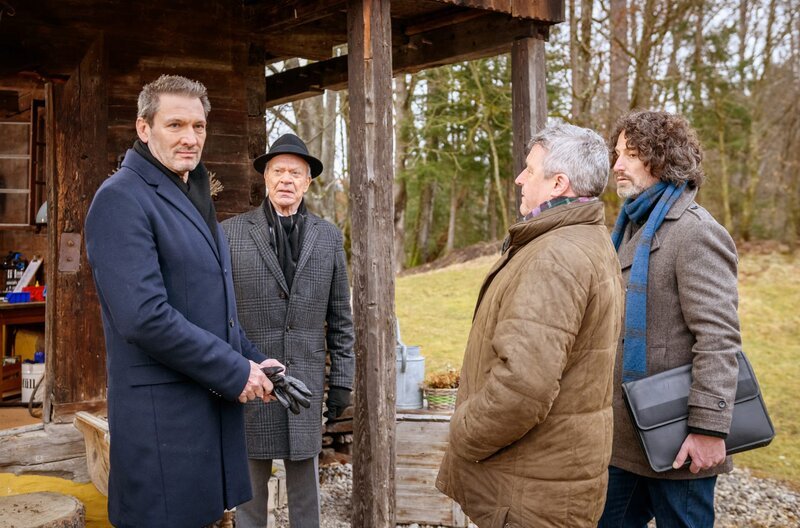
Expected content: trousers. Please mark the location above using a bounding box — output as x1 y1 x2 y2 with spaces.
235 457 321 528
598 465 717 528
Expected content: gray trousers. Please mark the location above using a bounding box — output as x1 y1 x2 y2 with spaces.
236 457 320 528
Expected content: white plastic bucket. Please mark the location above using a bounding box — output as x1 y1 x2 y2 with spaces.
21 363 45 403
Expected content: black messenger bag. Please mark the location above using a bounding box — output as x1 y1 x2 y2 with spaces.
622 351 775 472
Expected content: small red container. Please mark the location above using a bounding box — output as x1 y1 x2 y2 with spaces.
23 286 45 302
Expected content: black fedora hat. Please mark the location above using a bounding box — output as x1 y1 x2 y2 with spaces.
253 133 323 178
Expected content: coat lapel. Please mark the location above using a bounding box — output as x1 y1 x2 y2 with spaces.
295 216 319 280
247 208 290 295
126 150 221 263
618 225 661 271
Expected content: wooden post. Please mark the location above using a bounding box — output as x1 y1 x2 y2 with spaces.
45 35 108 423
246 41 267 206
347 1 396 527
511 32 548 218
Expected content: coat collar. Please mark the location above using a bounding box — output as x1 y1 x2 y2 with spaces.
474 200 605 318
122 149 221 263
617 186 698 270
244 201 321 295
507 199 606 249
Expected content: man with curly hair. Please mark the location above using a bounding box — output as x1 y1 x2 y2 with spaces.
599 110 741 527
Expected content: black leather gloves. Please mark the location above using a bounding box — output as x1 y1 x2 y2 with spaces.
325 386 351 420
261 366 312 415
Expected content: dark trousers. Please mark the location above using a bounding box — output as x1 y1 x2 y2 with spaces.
598 466 717 528
236 457 320 528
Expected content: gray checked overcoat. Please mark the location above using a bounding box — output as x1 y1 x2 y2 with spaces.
222 203 354 461
611 187 741 479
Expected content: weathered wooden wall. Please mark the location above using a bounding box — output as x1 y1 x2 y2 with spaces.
102 2 257 219
46 36 108 421
3 1 262 421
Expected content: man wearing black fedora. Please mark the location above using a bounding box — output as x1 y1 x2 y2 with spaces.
222 133 355 527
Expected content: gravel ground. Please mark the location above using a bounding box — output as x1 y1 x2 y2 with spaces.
271 465 799 527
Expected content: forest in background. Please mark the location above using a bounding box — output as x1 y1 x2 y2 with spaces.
264 0 800 270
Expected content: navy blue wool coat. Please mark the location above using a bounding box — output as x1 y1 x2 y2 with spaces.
85 149 267 528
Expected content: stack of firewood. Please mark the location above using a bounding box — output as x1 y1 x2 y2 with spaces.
320 404 354 466
320 354 353 466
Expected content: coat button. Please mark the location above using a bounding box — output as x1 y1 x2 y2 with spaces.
279 292 287 299
286 326 291 332
229 318 234 328
718 401 727 409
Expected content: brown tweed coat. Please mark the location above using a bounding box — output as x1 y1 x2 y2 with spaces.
436 201 624 528
222 203 354 461
610 187 741 479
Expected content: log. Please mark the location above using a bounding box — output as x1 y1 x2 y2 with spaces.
0 424 88 482
0 492 85 528
324 418 353 434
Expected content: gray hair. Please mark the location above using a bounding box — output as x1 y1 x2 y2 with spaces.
137 75 211 124
527 124 610 197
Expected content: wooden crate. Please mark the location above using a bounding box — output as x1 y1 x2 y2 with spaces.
1 361 21 399
396 412 469 527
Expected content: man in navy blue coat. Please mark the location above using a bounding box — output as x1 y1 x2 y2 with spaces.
85 75 282 528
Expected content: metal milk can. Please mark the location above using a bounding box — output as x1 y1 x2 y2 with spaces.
395 319 425 410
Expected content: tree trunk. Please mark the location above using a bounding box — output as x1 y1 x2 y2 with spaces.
485 125 509 232
445 175 458 254
609 0 630 127
393 74 413 272
570 0 593 125
415 181 436 264
320 88 338 223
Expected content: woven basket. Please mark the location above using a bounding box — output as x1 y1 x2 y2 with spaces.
424 387 458 412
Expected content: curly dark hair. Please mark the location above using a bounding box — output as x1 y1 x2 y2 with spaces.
609 110 705 189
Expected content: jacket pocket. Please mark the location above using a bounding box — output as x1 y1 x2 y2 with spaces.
472 505 512 528
128 363 189 386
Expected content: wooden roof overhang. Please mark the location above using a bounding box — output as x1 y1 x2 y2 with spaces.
250 0 563 106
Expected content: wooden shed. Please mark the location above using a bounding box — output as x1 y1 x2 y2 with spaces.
0 1 564 524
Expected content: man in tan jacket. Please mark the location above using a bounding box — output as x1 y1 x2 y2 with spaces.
436 124 624 527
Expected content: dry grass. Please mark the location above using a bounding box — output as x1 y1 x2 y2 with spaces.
396 250 800 486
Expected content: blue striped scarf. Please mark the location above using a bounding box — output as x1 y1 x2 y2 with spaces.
611 181 686 381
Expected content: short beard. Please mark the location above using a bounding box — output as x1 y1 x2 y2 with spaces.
616 182 647 199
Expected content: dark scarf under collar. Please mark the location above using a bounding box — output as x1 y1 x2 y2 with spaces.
133 140 218 244
263 198 307 289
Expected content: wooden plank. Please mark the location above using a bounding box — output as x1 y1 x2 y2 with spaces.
51 400 108 424
348 1 396 527
511 34 547 219
395 413 469 527
245 0 347 32
47 36 108 423
265 13 546 107
433 0 565 22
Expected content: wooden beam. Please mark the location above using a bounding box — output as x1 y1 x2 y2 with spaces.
46 35 108 423
347 0 395 527
433 0 565 23
245 0 347 32
265 12 546 107
511 34 548 219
